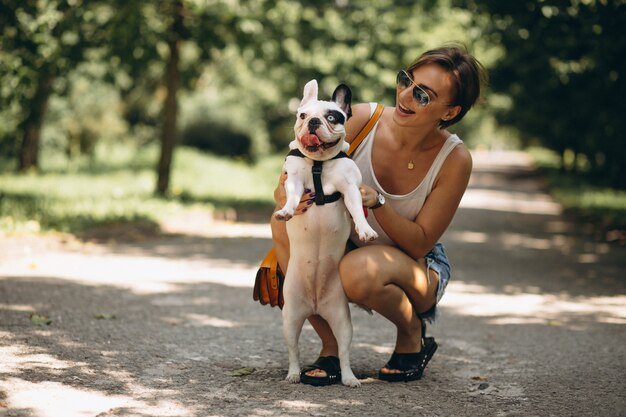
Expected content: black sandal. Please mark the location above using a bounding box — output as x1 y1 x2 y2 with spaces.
300 356 341 386
378 322 438 382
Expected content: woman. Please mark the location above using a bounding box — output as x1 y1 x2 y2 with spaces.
271 45 486 384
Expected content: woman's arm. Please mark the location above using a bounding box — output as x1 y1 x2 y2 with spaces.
365 145 473 260
271 176 291 272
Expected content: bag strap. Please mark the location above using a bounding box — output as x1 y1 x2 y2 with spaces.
347 103 384 156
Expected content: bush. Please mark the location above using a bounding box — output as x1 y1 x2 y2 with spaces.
181 121 252 160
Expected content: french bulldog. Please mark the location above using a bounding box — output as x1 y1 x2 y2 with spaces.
275 80 378 387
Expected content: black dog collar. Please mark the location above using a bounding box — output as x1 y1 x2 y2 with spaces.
286 149 349 205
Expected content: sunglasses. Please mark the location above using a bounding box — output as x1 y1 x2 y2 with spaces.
396 70 431 107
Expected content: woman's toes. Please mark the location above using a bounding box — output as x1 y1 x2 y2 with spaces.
379 366 401 375
305 369 328 378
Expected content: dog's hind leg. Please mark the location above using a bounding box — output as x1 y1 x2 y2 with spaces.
322 301 361 387
282 302 310 383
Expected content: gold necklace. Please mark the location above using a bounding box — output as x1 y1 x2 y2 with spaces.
407 161 415 170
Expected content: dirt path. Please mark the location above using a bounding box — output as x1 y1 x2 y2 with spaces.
1 151 625 417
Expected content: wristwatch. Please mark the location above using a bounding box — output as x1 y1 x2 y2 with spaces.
370 192 385 209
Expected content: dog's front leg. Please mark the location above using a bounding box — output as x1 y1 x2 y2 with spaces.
282 300 309 383
274 173 304 221
342 184 378 242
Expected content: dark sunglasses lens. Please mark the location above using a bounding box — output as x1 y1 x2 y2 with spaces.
396 71 411 88
413 89 429 106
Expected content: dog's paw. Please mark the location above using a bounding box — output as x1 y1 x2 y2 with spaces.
285 373 301 384
274 209 293 221
342 375 361 388
356 226 378 242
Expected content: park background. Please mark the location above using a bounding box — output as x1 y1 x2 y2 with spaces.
1 0 625 238
1 2 626 416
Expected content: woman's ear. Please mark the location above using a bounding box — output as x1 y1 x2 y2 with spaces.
443 105 462 122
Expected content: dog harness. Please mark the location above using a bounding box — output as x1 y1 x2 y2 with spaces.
287 149 349 205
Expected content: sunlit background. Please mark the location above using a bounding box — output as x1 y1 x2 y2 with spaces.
1 0 624 234
1 1 625 416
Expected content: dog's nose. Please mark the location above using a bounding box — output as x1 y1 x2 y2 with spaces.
308 118 322 133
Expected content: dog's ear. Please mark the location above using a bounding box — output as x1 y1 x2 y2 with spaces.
332 84 352 119
299 80 318 108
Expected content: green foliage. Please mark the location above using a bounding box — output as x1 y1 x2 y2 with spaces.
0 145 282 234
0 0 114 165
2 0 510 200
179 88 269 160
170 147 282 204
181 122 252 160
215 0 492 151
527 147 626 231
43 63 129 159
462 0 626 188
2 0 497 165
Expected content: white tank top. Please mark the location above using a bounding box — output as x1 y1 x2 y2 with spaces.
350 102 463 247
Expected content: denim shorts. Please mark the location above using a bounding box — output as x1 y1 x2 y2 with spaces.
420 242 451 323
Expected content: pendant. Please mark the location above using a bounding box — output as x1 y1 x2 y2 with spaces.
407 161 415 170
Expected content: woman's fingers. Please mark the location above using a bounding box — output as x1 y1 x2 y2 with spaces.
295 189 314 214
359 184 377 207
279 172 288 186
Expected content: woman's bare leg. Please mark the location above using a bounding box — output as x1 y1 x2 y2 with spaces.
339 245 439 373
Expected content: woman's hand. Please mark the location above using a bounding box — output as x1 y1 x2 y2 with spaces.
274 172 316 215
359 184 379 208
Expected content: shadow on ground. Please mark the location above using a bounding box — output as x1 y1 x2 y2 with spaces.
1 153 625 416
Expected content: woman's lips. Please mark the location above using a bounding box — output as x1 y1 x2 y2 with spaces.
397 103 415 116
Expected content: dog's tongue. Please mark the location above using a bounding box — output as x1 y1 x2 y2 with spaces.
301 133 321 148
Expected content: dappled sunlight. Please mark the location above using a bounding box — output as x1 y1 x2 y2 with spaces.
276 400 325 411
0 337 194 416
0 378 192 417
183 313 241 328
461 188 562 215
0 345 80 374
447 230 490 244
163 219 272 239
330 398 367 406
0 303 35 312
0 250 258 295
353 342 393 355
500 232 554 250
576 253 599 264
443 281 626 327
447 228 611 261
150 295 214 307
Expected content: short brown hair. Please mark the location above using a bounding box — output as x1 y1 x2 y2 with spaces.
408 44 487 128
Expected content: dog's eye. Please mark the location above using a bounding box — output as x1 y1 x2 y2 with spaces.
325 110 345 124
299 113 306 120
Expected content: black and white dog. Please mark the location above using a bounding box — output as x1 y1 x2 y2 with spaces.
275 80 377 387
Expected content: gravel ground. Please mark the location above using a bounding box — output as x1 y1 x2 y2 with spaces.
1 151 625 417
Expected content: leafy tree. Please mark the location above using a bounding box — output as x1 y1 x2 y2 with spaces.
103 0 237 195
0 0 111 171
218 0 488 150
460 0 626 187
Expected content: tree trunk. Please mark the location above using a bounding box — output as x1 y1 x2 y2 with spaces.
155 1 183 196
19 70 54 172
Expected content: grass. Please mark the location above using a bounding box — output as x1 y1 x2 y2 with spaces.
0 145 284 235
527 147 626 232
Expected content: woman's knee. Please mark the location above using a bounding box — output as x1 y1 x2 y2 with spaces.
339 249 380 303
